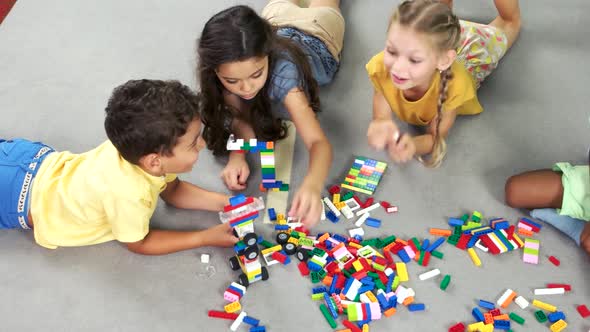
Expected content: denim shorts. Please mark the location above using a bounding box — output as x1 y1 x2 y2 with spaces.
0 139 54 229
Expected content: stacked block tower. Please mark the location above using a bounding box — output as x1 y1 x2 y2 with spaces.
226 134 289 192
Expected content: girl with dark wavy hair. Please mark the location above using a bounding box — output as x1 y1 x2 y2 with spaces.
197 2 345 227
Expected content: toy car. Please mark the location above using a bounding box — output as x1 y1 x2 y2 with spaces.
220 195 269 287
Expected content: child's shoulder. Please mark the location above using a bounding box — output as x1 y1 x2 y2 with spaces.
365 51 386 77
87 141 160 195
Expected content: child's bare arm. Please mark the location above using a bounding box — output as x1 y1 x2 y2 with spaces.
413 108 457 155
125 223 237 255
284 88 333 226
368 90 398 150
160 178 229 211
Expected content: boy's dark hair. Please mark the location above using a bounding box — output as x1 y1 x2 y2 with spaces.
104 79 201 164
197 5 321 156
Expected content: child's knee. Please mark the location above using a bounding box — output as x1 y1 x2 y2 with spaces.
504 175 520 207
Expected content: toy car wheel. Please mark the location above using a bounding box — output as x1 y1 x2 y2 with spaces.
244 246 259 260
261 267 269 281
296 248 310 262
229 256 241 270
243 233 258 247
238 274 249 287
276 232 289 244
283 242 297 255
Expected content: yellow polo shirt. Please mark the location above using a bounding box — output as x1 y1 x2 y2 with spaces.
366 51 483 126
30 140 177 249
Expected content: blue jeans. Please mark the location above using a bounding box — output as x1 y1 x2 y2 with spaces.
0 139 54 229
530 208 586 246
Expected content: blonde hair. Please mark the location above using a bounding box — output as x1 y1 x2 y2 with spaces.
389 0 461 167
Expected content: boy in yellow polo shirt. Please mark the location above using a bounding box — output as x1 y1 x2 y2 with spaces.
0 79 238 254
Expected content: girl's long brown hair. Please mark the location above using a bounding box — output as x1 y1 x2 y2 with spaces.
390 0 461 167
197 5 321 156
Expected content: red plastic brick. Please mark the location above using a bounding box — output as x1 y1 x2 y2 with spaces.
577 304 590 318
548 256 560 266
448 322 465 332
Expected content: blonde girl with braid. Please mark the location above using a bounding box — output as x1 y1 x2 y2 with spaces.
366 0 521 167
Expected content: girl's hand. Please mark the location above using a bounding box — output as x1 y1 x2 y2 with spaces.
387 133 416 163
221 153 250 191
288 180 322 228
367 119 400 151
200 223 239 248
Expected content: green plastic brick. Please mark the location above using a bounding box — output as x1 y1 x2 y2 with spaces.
440 274 451 291
509 312 525 325
342 192 354 200
417 251 425 265
312 248 326 257
319 304 337 328
260 240 275 249
411 237 421 248
431 250 444 259
534 310 547 323
311 272 320 284
382 235 397 247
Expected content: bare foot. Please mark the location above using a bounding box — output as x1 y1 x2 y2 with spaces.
580 222 590 256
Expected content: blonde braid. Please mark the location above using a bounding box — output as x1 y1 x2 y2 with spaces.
419 68 452 168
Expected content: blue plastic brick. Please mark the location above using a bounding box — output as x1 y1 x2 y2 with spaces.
250 326 266 332
274 224 290 232
358 285 375 294
492 220 510 230
243 316 260 326
268 208 277 221
312 286 327 294
324 293 339 318
307 261 322 271
472 307 484 322
229 194 247 206
234 242 246 252
466 235 480 248
329 275 339 294
426 237 445 252
547 311 565 323
408 303 426 312
493 319 511 330
388 295 398 308
449 217 465 227
386 272 395 293
377 292 389 309
326 211 339 223
333 234 347 243
397 249 411 263
365 217 381 228
478 300 495 310
421 239 430 251
520 217 542 229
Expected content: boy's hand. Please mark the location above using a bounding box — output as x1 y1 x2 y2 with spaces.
222 153 250 191
367 119 399 151
201 223 239 248
288 180 322 228
387 133 416 163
